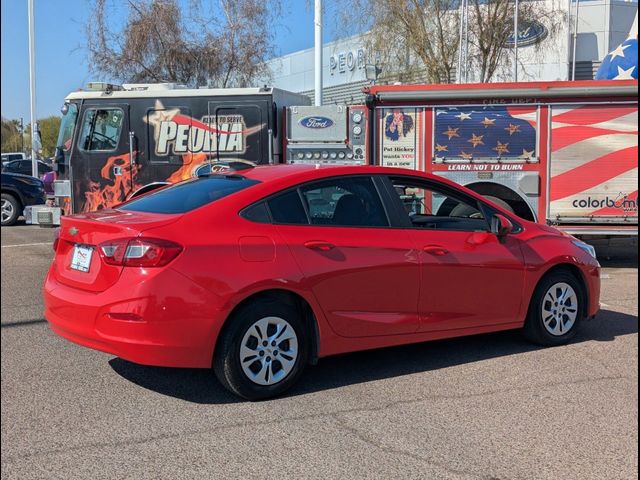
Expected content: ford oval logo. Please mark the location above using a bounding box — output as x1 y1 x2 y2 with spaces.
299 116 335 129
504 21 548 48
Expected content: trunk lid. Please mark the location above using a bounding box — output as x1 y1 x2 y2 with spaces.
54 209 181 292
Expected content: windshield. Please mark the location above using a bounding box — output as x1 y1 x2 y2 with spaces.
57 103 79 152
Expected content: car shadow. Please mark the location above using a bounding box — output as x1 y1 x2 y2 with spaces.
109 308 638 404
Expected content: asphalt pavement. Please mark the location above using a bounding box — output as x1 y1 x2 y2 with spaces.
1 224 638 479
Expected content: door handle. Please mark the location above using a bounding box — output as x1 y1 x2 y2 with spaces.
304 241 335 251
423 245 449 256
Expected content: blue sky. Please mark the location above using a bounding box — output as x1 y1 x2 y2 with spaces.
0 0 343 122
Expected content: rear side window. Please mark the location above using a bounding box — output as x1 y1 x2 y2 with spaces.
268 190 308 224
120 175 260 214
300 176 388 227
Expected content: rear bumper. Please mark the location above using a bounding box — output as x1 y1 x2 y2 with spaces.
44 266 227 368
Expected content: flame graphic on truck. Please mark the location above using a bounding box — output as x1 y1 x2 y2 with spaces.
83 153 143 212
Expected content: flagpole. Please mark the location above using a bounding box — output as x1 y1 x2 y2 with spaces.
514 0 519 81
314 0 323 106
28 0 38 175
571 0 580 80
463 0 469 82
457 0 464 83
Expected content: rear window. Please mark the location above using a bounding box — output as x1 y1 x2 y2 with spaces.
120 175 260 214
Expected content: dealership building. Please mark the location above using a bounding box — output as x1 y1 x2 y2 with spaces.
264 0 638 104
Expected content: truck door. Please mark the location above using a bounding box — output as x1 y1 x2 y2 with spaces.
74 103 131 212
208 101 269 164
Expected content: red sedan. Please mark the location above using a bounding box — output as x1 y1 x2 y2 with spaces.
44 165 600 400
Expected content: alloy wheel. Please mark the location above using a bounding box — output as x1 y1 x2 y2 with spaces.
239 316 299 386
541 282 579 336
1 198 15 224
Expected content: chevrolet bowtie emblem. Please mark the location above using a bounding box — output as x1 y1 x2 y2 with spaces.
69 227 78 236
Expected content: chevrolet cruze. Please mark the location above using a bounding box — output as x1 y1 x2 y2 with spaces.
44 164 600 400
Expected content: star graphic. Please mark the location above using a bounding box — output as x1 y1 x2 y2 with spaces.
459 151 473 160
481 117 496 128
144 100 181 145
609 43 630 60
467 133 484 148
614 65 636 80
493 141 510 155
505 124 521 136
442 126 460 140
435 144 449 152
521 149 535 159
455 112 472 121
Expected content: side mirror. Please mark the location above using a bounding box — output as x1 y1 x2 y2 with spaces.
491 213 514 239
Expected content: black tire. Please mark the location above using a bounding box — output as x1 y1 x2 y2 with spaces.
523 271 585 346
213 299 310 401
484 195 515 213
450 195 514 218
1 193 21 226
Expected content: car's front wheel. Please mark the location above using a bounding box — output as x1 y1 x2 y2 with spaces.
1 193 21 226
214 299 310 400
523 271 585 346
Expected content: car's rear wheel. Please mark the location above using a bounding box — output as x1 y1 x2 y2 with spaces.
523 271 584 346
214 299 309 400
1 193 20 226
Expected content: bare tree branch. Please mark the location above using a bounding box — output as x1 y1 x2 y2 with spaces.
85 0 280 87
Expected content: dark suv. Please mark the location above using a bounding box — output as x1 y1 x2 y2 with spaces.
2 159 52 177
1 173 46 226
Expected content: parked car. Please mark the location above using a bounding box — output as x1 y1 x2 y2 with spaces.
2 159 52 177
1 172 47 226
44 164 601 400
1 152 27 166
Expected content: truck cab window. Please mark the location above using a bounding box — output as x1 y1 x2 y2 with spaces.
78 108 124 152
57 103 78 152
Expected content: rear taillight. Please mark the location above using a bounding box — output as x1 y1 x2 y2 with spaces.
53 227 60 252
99 238 182 267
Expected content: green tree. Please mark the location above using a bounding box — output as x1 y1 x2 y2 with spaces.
1 118 25 154
37 116 62 158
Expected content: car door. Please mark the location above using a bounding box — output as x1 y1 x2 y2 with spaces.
270 175 421 338
19 160 31 175
74 103 131 212
383 175 527 332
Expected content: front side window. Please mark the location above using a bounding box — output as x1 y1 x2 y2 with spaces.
78 108 124 152
57 103 79 152
389 177 488 231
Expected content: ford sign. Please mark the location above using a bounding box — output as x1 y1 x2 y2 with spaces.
504 21 548 48
299 116 335 129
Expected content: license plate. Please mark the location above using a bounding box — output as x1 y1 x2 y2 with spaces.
70 244 93 272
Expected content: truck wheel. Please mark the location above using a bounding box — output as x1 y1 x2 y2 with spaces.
523 271 584 346
214 299 310 401
1 193 21 226
451 195 514 218
483 195 514 213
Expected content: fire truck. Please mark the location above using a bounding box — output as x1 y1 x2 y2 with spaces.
29 79 637 238
29 82 368 225
362 80 638 236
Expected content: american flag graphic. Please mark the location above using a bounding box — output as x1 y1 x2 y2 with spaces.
433 106 537 161
549 104 638 218
595 11 638 81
